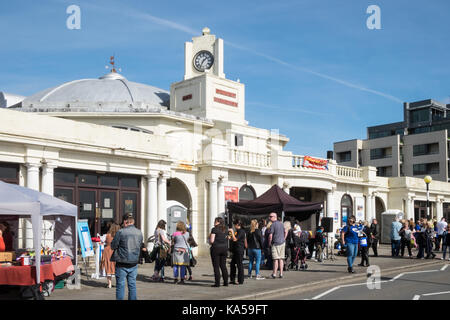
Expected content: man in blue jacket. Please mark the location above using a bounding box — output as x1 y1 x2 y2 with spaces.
111 213 143 300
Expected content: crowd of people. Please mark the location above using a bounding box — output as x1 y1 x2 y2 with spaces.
339 215 449 274
99 211 449 299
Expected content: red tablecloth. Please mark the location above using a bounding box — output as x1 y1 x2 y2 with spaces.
0 257 74 286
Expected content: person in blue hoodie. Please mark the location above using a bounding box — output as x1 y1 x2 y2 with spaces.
340 216 362 273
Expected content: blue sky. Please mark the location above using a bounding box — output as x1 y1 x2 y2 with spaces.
1 0 450 158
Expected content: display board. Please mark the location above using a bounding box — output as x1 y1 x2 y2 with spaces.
77 219 94 258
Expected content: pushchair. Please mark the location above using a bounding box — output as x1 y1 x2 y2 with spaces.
287 232 308 271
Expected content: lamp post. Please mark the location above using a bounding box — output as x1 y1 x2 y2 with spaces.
424 175 432 219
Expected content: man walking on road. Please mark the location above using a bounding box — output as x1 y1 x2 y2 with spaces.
390 217 402 257
268 212 288 279
111 213 143 300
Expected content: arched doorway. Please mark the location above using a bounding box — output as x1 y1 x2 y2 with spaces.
239 184 256 201
166 178 192 233
375 197 385 225
341 194 353 226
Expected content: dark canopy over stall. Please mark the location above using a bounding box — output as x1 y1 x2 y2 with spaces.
227 184 323 226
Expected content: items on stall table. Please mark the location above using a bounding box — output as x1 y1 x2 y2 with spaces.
16 248 68 266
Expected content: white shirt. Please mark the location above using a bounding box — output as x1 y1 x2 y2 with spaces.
437 220 448 235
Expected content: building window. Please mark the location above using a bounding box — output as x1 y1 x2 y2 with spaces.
0 162 19 184
337 151 351 162
410 127 431 135
413 143 439 156
341 194 353 226
239 185 256 201
413 163 439 176
235 134 243 147
377 166 392 177
410 109 430 123
370 147 392 160
55 171 76 184
368 131 391 139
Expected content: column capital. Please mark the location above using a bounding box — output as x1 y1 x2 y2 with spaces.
147 172 159 181
25 162 41 169
42 162 58 170
207 178 218 184
159 171 171 180
218 176 227 184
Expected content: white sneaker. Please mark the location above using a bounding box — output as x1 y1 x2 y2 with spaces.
248 275 252 279
256 275 265 280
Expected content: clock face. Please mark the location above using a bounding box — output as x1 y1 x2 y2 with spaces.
193 50 214 72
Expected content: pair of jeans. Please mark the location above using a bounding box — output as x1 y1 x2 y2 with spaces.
435 235 442 251
115 265 138 300
443 245 449 259
346 243 358 268
248 248 262 276
230 250 244 284
210 246 228 286
173 265 186 279
391 240 401 256
154 256 166 278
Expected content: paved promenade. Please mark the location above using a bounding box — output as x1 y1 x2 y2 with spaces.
46 244 446 300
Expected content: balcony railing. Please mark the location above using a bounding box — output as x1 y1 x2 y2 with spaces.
336 165 363 180
229 149 271 168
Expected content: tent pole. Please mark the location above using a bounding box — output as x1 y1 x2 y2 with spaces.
282 211 285 222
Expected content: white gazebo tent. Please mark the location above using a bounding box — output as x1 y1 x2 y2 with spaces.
0 181 77 284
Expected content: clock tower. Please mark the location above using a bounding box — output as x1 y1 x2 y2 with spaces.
170 28 246 125
184 27 224 80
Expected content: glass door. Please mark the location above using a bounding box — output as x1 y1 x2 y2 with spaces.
79 189 97 237
100 190 117 235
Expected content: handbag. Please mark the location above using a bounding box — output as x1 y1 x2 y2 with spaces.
183 234 197 267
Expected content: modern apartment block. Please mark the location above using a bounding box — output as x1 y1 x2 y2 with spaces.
334 99 450 182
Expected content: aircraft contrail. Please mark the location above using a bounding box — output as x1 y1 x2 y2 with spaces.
84 3 404 103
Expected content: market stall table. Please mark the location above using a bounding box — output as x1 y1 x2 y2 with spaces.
0 257 74 286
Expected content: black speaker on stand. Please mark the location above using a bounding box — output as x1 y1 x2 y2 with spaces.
321 217 333 233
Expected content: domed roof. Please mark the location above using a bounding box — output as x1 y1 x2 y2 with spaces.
14 71 170 112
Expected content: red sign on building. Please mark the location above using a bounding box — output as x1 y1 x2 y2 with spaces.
224 186 239 203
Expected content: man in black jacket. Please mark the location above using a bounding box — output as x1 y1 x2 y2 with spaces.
111 213 143 300
369 219 379 257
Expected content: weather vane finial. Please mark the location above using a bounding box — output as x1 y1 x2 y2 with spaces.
105 55 122 73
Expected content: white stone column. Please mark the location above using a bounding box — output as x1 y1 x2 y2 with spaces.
147 173 158 246
157 173 168 223
217 178 226 216
41 163 56 196
25 163 40 248
405 197 413 221
326 190 334 218
208 179 218 230
436 199 443 220
366 195 373 222
371 195 376 222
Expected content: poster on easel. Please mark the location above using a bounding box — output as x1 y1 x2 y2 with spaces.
77 219 94 258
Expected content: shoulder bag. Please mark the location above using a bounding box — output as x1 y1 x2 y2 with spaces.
183 234 197 267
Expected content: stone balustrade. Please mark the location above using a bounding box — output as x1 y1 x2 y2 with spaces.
229 148 271 168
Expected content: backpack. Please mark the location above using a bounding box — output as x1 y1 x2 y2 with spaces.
299 231 309 243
